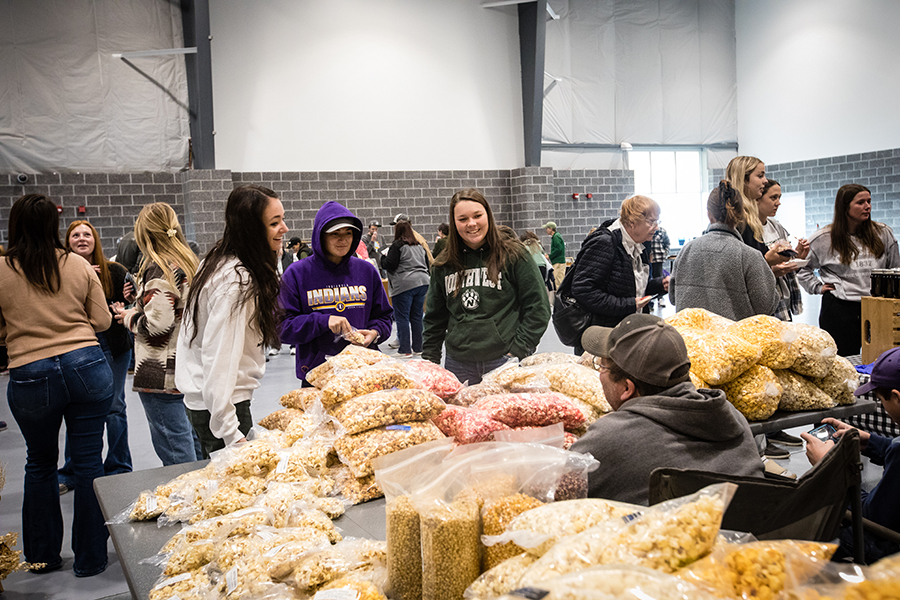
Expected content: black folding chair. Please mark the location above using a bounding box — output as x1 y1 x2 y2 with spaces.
649 430 865 563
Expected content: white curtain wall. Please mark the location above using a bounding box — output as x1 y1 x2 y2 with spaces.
0 0 189 173
542 0 737 150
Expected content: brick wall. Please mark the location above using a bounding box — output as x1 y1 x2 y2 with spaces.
0 167 636 260
710 147 900 237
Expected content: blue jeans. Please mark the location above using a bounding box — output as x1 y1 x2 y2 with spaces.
392 284 428 354
59 333 132 488
443 354 508 386
138 392 197 466
7 345 113 576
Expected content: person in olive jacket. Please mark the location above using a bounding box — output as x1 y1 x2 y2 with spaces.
423 188 551 384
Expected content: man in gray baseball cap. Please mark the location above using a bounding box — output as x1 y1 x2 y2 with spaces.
570 313 764 505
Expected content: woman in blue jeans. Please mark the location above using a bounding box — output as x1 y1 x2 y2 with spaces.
381 220 430 356
113 203 199 465
0 194 114 577
58 220 133 493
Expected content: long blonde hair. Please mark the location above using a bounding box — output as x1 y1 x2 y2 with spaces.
134 203 199 289
726 156 764 242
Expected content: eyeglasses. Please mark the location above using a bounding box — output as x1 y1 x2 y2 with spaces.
644 218 660 226
597 361 612 374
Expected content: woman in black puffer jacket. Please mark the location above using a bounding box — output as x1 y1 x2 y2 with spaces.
570 195 669 353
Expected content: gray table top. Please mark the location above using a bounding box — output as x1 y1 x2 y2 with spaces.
747 397 876 435
94 461 386 600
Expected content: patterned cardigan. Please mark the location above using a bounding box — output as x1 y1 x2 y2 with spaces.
124 262 188 394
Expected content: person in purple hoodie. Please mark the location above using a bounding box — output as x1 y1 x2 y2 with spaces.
280 201 393 384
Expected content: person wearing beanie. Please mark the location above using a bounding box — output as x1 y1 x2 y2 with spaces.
543 221 566 289
570 314 764 505
802 346 900 562
279 201 393 384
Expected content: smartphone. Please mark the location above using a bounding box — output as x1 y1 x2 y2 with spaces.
124 272 137 291
808 423 838 443
777 248 798 258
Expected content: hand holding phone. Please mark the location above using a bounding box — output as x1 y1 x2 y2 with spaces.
808 423 838 443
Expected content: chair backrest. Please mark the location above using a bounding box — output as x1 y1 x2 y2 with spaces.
648 430 862 542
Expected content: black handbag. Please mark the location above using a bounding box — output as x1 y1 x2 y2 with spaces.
551 262 591 347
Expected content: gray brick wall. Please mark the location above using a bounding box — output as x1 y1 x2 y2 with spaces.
710 147 900 237
0 167 637 262
551 169 636 255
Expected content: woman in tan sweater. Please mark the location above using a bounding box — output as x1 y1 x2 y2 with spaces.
0 194 113 577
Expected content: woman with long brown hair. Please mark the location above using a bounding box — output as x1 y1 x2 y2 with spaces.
423 188 550 384
381 219 430 357
176 185 288 457
57 221 133 494
798 184 900 355
0 194 113 576
112 202 199 465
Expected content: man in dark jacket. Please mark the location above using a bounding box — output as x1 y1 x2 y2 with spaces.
570 314 764 505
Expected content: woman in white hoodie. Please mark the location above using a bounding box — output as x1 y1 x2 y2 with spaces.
175 184 288 457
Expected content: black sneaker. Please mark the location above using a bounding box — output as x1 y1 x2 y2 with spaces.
763 444 791 460
766 430 803 446
0 421 7 432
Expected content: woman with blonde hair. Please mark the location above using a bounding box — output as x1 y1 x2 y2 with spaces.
0 194 113 576
112 202 198 465
671 181 777 320
423 188 550 383
798 183 900 355
567 195 669 352
57 221 132 494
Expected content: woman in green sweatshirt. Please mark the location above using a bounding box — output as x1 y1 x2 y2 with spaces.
423 188 551 384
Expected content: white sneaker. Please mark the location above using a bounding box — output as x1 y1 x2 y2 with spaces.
290 347 296 355
267 347 280 356
388 340 400 349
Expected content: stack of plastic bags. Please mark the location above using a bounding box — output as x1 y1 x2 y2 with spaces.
664 309 859 421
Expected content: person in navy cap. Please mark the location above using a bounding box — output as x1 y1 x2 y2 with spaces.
802 346 900 562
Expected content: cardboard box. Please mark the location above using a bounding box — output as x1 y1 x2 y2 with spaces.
861 296 900 363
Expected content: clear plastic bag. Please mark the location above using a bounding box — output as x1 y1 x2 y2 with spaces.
666 308 735 332
541 363 612 414
405 359 464 399
160 507 274 555
494 422 566 448
675 539 837 600
307 346 391 389
334 421 445 478
717 365 783 421
520 352 582 367
320 362 420 407
449 381 508 407
465 552 537 600
328 388 446 435
289 539 387 592
341 327 368 346
111 490 169 522
787 324 838 379
471 392 586 431
373 438 456 600
482 361 552 392
257 408 305 431
328 464 384 505
727 315 800 370
679 328 762 386
481 494 546 570
690 371 709 390
279 387 323 410
432 405 511 444
194 476 267 522
502 564 725 600
517 483 734 584
484 497 640 558
418 495 482 600
210 439 281 478
774 370 837 412
148 566 214 600
319 572 389 600
286 506 342 543
812 355 859 406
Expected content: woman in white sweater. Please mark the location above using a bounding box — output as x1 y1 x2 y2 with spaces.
175 184 288 457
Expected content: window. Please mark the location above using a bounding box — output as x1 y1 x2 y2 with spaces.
629 150 706 247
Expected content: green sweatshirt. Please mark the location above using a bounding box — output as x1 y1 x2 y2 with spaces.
549 231 566 264
423 243 551 363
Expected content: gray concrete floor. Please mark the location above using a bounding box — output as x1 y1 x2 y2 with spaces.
0 290 883 599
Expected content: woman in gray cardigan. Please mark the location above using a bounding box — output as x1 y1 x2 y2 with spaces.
382 220 430 356
670 181 777 320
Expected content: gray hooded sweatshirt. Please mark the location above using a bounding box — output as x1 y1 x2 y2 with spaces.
570 382 764 505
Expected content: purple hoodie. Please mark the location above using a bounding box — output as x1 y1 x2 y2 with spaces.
280 201 394 381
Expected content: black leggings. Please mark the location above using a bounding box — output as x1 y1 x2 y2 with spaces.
819 292 862 356
186 400 253 459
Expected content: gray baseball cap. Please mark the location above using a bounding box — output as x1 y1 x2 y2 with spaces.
581 314 691 388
